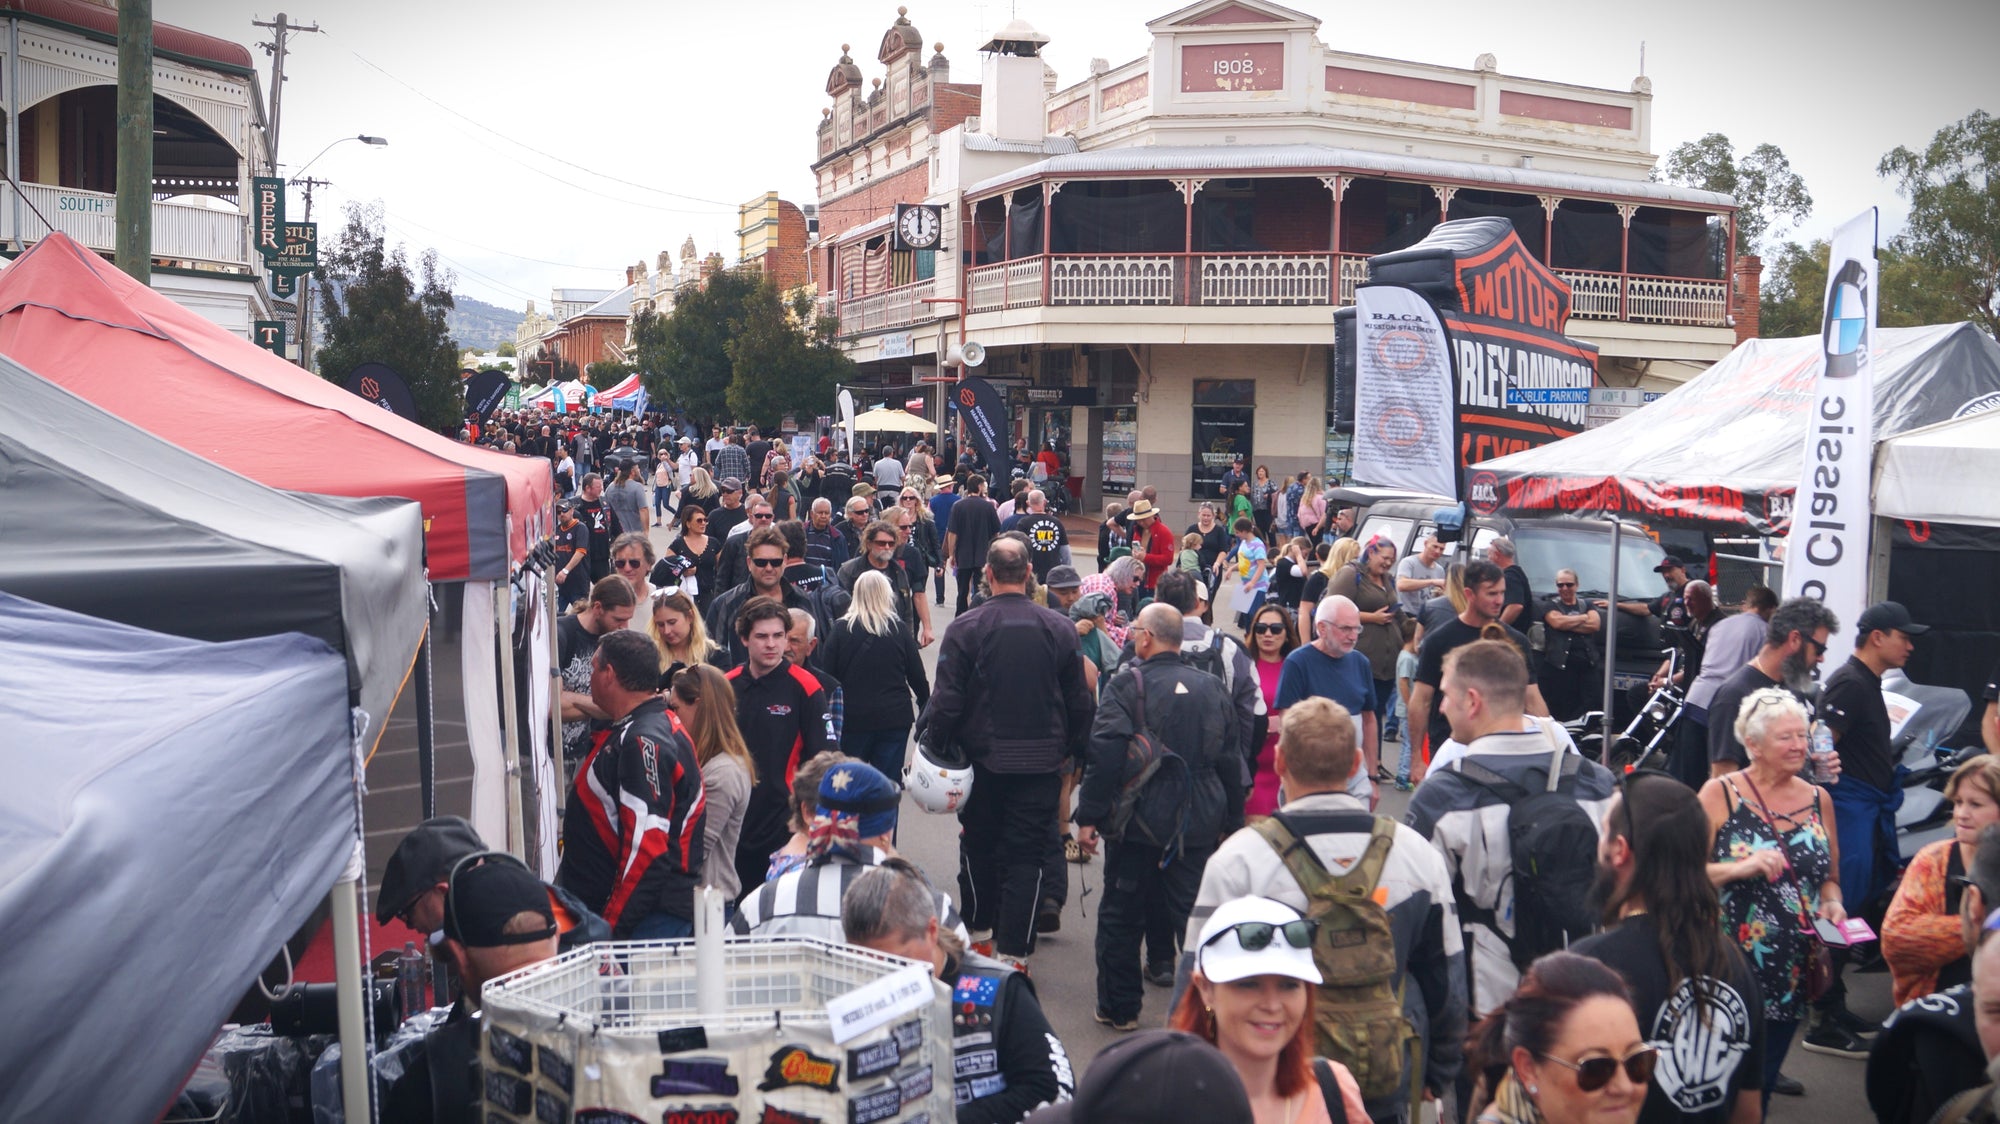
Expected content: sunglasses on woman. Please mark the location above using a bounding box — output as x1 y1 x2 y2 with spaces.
1252 622 1288 635
1203 918 1317 953
1538 1047 1657 1092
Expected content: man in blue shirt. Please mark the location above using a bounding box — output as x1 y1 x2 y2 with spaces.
1273 595 1379 804
926 477 959 605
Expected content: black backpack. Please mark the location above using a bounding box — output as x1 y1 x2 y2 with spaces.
1102 667 1192 863
1453 744 1599 967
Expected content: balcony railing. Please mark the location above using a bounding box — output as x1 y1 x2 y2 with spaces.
837 280 939 335
960 252 1727 327
2 182 249 268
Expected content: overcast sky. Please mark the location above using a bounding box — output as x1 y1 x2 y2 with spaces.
173 0 1995 310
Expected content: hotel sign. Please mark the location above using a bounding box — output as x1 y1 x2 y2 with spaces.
253 177 286 260
271 222 319 270
1180 42 1284 93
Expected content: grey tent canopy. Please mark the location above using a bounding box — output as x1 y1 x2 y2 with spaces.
0 592 356 1122
0 352 427 743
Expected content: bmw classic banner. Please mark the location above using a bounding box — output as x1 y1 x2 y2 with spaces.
1782 209 1878 668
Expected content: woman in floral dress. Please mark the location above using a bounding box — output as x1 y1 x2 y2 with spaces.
1699 687 1844 1110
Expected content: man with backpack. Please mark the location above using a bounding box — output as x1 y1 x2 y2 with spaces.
1404 639 1615 1022
1076 602 1243 1031
1183 697 1466 1124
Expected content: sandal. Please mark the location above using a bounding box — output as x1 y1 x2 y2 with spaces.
1064 833 1087 864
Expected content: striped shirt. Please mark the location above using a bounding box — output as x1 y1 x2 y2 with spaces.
730 846 968 945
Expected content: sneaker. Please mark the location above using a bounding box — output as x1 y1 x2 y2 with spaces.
1094 1009 1139 1032
1394 775 1413 792
1832 1006 1882 1038
1144 962 1175 988
1800 1023 1870 1058
1036 899 1063 934
969 931 995 958
1772 1072 1805 1097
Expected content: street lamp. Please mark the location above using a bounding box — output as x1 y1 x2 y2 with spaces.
282 134 387 371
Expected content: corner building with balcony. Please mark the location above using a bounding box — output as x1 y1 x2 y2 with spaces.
814 0 1745 525
2 0 284 335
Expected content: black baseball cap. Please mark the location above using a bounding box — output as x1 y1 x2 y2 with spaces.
443 857 555 948
376 816 485 925
1024 1030 1251 1124
1857 600 1931 638
1653 556 1687 574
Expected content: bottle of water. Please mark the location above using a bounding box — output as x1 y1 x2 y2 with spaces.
1809 722 1838 784
396 940 428 1020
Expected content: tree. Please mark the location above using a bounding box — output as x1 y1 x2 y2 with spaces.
315 202 463 432
723 286 855 428
1879 110 2000 337
497 340 517 357
587 360 636 386
1662 133 1813 255
1760 238 1967 338
631 268 763 425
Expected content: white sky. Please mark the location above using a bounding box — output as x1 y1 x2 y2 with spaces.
170 0 1996 310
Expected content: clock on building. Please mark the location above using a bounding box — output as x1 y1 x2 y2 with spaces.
893 203 942 251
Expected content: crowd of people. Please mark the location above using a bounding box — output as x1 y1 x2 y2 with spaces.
388 415 1985 1124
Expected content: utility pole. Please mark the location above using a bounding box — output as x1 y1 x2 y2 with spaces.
115 0 152 282
295 175 328 371
252 12 320 160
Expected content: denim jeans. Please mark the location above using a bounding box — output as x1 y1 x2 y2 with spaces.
844 725 912 784
629 912 694 940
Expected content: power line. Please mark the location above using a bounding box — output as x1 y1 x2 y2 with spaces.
386 207 628 273
379 220 541 303
340 43 740 209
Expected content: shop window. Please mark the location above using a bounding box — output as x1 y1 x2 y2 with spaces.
1192 378 1255 500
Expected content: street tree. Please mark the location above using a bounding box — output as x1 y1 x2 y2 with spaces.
496 340 517 357
631 268 763 425
1879 110 2000 337
1760 239 1965 338
1661 133 1813 255
588 360 636 386
315 202 463 432
724 286 854 429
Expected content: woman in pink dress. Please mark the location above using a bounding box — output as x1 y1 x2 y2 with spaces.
1246 601 1301 817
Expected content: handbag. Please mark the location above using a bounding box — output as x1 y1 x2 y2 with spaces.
1737 771 1835 1001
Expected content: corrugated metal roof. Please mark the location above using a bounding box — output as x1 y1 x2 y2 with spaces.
964 143 1734 208
568 283 634 321
962 134 1082 155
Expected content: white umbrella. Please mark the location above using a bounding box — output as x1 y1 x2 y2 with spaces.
848 407 938 434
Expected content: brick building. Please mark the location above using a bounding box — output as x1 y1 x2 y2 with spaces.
737 192 815 295
812 0 1747 525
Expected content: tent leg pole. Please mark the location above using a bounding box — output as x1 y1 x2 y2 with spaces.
331 866 372 1122
497 584 525 859
416 620 436 820
1602 520 1621 751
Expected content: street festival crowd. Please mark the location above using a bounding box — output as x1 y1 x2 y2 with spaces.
377 406 2000 1124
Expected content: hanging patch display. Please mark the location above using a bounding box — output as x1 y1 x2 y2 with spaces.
488 1025 534 1075
759 1107 827 1124
574 1111 648 1124
890 1019 924 1054
661 1108 740 1124
896 1064 933 1104
658 1026 712 1054
653 1057 741 1098
848 1036 901 1080
847 1083 902 1124
540 1045 575 1093
485 1070 532 1114
535 1089 569 1124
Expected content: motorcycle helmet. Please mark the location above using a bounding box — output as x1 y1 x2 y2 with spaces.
904 739 973 815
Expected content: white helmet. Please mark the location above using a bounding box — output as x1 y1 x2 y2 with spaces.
904 741 973 815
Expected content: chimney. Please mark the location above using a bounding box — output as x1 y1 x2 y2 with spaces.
1732 253 1762 343
978 19 1051 144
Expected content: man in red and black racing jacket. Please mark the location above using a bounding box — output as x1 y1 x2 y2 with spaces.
556 629 706 939
726 595 838 901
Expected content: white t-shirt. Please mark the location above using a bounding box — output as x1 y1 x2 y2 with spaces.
676 449 697 487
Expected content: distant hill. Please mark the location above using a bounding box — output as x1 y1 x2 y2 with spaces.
448 294 525 352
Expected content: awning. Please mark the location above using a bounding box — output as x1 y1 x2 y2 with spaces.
1876 407 2000 529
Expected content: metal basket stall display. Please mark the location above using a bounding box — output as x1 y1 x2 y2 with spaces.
478 931 952 1124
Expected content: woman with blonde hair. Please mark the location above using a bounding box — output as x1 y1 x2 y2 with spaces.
647 588 716 684
680 465 719 518
1298 537 1360 628
1883 754 2000 1002
1297 475 1327 541
666 665 756 901
822 570 930 780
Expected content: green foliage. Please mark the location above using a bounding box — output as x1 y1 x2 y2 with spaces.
587 360 636 386
1879 110 2000 338
632 270 851 429
1760 238 1968 338
528 344 579 386
314 202 464 432
497 340 517 357
1662 133 1813 255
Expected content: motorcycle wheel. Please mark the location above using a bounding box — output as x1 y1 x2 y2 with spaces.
1604 737 1646 774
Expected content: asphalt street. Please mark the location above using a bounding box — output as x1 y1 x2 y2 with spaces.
644 512 1881 1124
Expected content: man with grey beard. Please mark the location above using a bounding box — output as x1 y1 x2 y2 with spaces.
1706 597 1841 779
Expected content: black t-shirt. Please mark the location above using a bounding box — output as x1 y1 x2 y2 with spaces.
1017 512 1068 580
555 521 592 601
1413 616 1537 750
1187 523 1230 574
556 615 605 760
947 496 1001 569
1822 655 1895 791
1300 570 1329 611
1502 564 1533 625
708 503 748 543
576 498 619 575
1572 915 1763 1124
1706 663 1789 767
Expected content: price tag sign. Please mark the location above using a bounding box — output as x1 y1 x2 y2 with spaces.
825 964 934 1045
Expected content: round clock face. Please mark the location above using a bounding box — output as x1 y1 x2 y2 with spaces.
900 206 939 247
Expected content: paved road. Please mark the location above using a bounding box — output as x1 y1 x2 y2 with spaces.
644 514 1880 1124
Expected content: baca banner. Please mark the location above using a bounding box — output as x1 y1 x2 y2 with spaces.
1783 209 1878 669
955 375 1010 480
342 362 419 422
1352 285 1458 498
463 368 510 419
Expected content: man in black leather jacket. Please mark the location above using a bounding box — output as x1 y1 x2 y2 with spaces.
1075 601 1243 1030
925 537 1094 967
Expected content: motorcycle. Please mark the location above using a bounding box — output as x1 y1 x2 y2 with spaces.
1581 646 1687 774
1887 671 1978 862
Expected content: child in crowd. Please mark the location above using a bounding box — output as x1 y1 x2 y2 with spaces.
1177 532 1204 574
1394 630 1421 790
